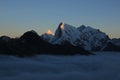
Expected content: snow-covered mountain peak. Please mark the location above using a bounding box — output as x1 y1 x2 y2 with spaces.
52 22 81 45
58 22 76 31
41 29 54 42
45 29 54 35
42 22 110 50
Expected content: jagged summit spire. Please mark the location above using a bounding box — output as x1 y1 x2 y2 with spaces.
58 22 65 29
60 22 64 29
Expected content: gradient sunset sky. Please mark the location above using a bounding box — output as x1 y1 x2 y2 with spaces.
0 0 120 38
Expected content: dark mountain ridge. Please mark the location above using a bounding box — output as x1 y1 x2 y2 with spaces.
0 22 119 57
0 30 92 57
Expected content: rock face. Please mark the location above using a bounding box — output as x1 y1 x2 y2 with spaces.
0 36 11 55
102 38 120 51
42 22 110 51
109 38 120 46
0 30 92 57
0 30 43 56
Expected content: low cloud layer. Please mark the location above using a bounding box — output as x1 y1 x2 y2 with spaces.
0 52 120 80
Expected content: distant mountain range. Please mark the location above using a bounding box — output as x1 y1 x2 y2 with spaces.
42 22 120 52
0 22 120 57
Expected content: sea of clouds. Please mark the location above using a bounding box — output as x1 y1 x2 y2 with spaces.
0 52 120 80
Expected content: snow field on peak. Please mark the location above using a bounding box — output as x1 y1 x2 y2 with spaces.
47 23 109 50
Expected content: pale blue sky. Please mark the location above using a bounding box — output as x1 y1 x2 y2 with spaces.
0 0 120 38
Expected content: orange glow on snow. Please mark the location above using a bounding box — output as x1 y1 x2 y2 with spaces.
46 29 54 35
60 22 64 29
